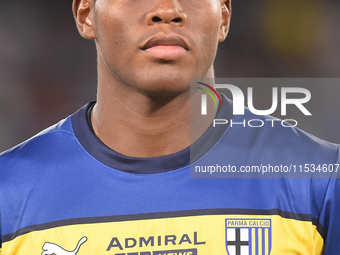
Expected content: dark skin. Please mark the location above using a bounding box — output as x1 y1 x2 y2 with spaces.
73 0 231 157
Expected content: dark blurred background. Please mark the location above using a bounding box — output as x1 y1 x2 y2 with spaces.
0 0 340 152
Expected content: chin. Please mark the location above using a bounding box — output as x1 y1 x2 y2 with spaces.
139 84 190 98
134 74 191 98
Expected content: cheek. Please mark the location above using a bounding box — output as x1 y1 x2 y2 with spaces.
194 16 221 68
96 16 126 51
187 2 222 59
94 11 135 70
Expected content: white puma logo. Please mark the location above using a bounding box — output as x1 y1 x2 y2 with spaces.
41 236 87 255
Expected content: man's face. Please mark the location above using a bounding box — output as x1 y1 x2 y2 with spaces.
88 0 230 97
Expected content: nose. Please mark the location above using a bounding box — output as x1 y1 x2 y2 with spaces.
145 0 187 26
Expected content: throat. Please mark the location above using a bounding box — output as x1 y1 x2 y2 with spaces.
89 97 192 157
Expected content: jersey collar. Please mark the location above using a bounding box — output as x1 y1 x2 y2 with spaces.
71 94 233 174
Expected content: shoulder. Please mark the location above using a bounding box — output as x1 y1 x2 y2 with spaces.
225 107 340 164
0 116 78 183
199 104 340 179
0 116 73 157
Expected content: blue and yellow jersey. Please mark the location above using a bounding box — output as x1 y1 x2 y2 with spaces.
0 95 339 255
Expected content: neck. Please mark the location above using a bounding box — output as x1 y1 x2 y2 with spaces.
91 66 217 158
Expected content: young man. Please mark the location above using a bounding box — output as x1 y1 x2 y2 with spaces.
0 0 339 255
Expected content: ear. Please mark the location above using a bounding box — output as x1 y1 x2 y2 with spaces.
219 0 231 42
73 0 96 39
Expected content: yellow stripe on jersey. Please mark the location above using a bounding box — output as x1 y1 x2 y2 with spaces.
2 214 323 255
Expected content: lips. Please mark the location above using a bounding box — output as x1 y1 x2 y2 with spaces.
141 33 189 60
